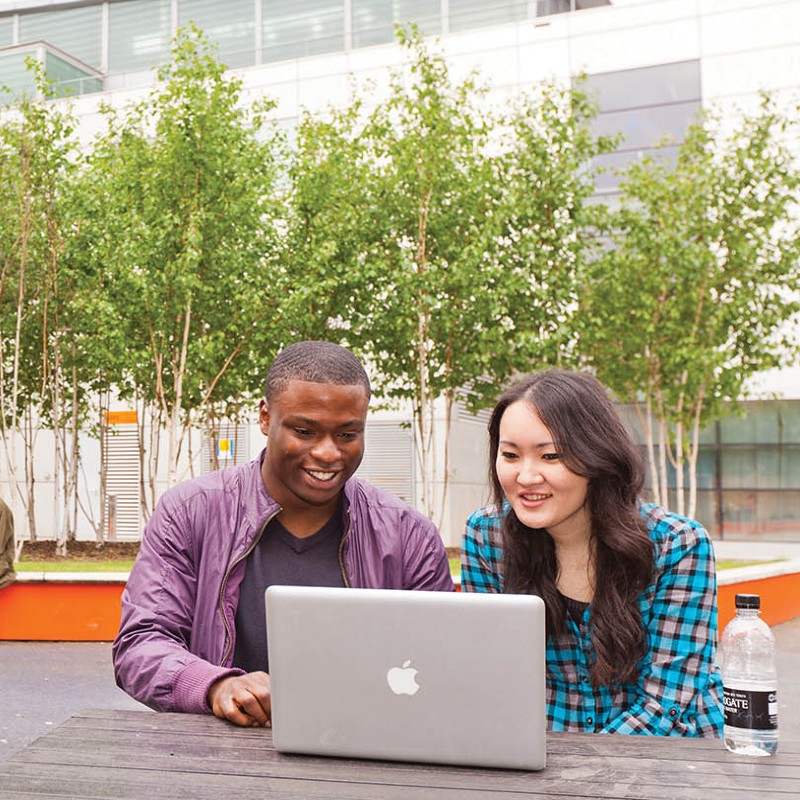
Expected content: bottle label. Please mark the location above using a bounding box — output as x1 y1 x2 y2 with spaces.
723 688 778 730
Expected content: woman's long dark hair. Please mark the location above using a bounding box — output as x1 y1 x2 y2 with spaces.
488 370 654 687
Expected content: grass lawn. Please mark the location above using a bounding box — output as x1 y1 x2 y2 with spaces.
715 558 783 571
15 560 136 573
13 556 785 576
448 557 784 580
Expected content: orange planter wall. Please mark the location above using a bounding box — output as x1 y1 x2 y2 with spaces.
2 571 798 641
718 572 800 631
0 582 124 641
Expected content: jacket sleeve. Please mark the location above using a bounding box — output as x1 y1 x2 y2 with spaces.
0 499 16 590
403 513 455 592
600 519 724 737
112 493 242 714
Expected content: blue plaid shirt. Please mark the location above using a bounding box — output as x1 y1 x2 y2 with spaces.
461 502 724 737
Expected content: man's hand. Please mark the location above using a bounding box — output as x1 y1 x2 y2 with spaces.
207 672 272 727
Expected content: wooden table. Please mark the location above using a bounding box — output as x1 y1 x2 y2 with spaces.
1 708 797 799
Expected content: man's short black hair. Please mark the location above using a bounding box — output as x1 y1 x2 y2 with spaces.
264 341 371 402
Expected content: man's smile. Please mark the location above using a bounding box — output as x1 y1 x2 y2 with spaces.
306 469 337 482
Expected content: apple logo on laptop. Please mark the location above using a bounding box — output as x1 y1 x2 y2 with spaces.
386 660 420 696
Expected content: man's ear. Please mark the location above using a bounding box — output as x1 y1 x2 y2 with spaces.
258 399 270 436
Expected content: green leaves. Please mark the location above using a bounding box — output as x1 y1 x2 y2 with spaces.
281 29 608 521
82 26 284 426
580 95 800 515
3 23 799 535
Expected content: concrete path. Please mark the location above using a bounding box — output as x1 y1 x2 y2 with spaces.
2 618 798 762
0 641 148 762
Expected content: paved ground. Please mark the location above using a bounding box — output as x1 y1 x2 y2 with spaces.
0 641 148 762
1 617 798 762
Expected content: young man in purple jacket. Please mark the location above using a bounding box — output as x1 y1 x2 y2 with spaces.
113 341 454 727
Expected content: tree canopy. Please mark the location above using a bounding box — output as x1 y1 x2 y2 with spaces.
580 96 800 517
1 28 799 544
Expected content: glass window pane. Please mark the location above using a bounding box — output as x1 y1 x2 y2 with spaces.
45 51 103 97
0 16 13 47
0 52 36 104
449 0 527 32
693 489 718 538
263 0 344 63
720 402 781 444
180 0 256 68
19 5 102 69
110 0 172 74
695 448 715 491
777 401 800 442
719 410 752 444
722 490 800 540
720 448 757 489
755 449 779 490
779 446 800 489
720 489 759 537
351 0 440 48
697 419 717 446
592 145 680 191
536 1 570 16
586 60 701 114
756 491 800 539
592 100 700 152
720 447 783 491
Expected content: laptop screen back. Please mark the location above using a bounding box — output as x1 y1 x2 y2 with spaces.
265 586 546 770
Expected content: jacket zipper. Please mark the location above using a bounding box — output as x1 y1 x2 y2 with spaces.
218 509 280 666
338 506 352 588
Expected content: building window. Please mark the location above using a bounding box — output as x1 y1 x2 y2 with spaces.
263 0 344 63
110 0 173 73
624 400 800 541
0 50 35 104
19 5 103 69
448 0 528 32
0 43 103 103
0 16 13 48
351 0 440 48
180 0 256 69
586 60 702 198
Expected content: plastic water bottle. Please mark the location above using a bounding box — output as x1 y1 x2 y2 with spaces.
719 593 778 756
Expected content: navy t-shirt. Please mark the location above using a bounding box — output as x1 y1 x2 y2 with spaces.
232 511 345 673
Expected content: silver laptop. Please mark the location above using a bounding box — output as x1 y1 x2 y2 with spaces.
265 585 546 770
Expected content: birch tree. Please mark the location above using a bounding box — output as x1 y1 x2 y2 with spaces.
81 27 284 514
581 96 800 519
0 68 80 550
287 30 609 526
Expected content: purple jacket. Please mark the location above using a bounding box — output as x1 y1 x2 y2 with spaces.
112 453 454 714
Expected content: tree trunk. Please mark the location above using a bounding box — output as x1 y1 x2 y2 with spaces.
687 389 705 521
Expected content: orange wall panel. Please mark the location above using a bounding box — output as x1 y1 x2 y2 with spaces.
718 573 800 630
1 572 798 641
0 582 124 641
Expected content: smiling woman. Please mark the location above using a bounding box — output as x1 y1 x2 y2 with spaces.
461 369 725 738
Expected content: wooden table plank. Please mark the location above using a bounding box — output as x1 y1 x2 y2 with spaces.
66 707 800 761
0 762 582 800
11 728 800 789
2 709 797 800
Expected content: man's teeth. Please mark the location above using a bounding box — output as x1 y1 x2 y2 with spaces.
308 470 336 481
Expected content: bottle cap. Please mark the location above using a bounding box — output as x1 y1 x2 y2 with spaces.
735 593 761 609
